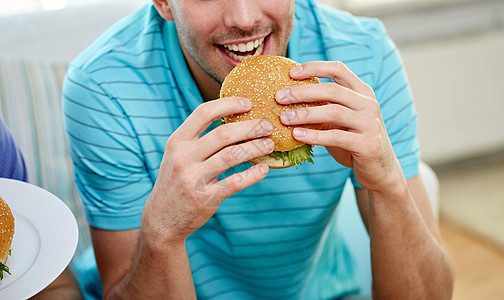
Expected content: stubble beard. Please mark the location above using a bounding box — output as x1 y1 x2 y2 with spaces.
178 22 291 84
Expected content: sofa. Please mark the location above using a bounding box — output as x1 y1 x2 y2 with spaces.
0 2 439 297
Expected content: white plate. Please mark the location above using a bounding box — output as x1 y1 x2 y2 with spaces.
0 178 78 299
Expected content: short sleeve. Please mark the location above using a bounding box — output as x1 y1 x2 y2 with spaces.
62 66 153 230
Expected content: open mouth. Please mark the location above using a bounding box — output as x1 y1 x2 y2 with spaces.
220 37 266 62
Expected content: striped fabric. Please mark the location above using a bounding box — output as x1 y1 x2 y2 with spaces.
62 0 419 299
0 57 91 256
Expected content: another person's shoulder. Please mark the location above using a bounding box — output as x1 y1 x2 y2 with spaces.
68 2 164 77
0 116 28 182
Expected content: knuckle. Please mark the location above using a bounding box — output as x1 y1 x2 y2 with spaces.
215 126 233 143
224 178 239 194
194 102 212 119
327 105 342 120
328 83 341 95
171 155 187 173
368 100 381 116
180 175 194 188
333 131 347 145
164 139 177 155
220 149 238 166
364 83 376 99
311 129 320 143
332 60 345 71
289 86 303 104
368 135 382 154
373 117 382 127
247 120 269 138
370 117 383 132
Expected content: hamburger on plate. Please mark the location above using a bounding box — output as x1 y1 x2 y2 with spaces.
0 195 14 280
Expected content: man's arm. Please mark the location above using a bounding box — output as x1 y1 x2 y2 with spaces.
356 175 454 299
276 60 454 299
90 97 274 299
91 227 195 299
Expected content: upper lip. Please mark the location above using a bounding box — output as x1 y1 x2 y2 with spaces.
221 35 267 46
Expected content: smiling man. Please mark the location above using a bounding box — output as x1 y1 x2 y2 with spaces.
163 0 294 99
63 0 454 299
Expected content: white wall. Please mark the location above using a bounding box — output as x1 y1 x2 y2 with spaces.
401 31 504 165
377 0 504 165
0 0 145 61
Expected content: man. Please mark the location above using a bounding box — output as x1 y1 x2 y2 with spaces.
63 0 454 298
0 115 83 299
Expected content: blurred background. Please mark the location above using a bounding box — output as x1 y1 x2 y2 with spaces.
1 0 503 299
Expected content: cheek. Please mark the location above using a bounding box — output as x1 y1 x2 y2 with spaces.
178 5 221 43
265 0 294 21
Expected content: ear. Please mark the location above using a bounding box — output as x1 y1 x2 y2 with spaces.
152 0 174 21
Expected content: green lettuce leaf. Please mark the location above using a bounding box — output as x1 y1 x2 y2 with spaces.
0 262 11 280
270 144 314 168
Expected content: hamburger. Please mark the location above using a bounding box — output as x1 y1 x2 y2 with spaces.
0 195 14 280
220 55 326 168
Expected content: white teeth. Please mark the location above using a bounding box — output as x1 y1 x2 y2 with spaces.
246 41 254 51
223 41 265 62
223 37 265 54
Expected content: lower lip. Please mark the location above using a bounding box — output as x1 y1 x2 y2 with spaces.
219 35 270 68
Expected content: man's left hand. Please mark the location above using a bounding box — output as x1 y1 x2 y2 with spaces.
276 61 405 193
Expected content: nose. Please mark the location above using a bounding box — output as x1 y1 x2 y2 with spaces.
224 0 262 31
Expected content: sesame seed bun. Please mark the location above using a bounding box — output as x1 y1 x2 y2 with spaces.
0 195 14 267
220 55 325 168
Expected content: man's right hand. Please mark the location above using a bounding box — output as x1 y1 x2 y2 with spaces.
96 97 274 299
142 96 274 245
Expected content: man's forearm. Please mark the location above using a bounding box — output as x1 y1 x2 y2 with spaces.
104 235 196 300
367 184 454 300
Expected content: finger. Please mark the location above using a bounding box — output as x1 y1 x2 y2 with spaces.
175 97 252 140
204 138 274 177
289 61 375 99
280 103 367 132
276 82 373 112
201 163 269 207
291 127 363 153
197 119 273 161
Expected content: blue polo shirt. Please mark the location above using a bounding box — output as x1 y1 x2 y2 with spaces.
63 0 419 298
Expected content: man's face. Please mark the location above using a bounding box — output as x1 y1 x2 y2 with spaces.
166 0 295 84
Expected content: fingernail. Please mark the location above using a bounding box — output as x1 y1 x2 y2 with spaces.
260 164 269 175
290 66 303 75
261 120 273 133
263 138 274 151
293 127 306 137
281 110 295 123
276 89 289 102
239 98 252 108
